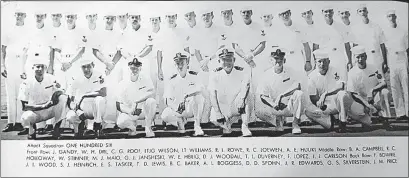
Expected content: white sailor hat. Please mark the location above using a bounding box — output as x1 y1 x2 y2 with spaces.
357 3 367 10
34 9 47 16
300 7 313 14
198 8 213 15
79 58 94 66
277 7 291 15
322 6 334 11
240 6 253 12
313 49 330 59
351 46 366 55
64 10 78 16
338 7 350 13
386 9 396 16
103 10 117 18
83 9 98 16
259 8 273 16
14 4 26 14
31 49 49 66
219 5 233 13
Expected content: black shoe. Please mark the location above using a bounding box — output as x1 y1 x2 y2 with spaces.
165 125 178 131
45 124 54 132
74 132 83 138
2 123 14 132
397 115 409 121
83 129 96 137
28 133 36 140
13 123 24 131
51 121 62 139
37 128 47 135
221 133 236 137
336 122 347 133
94 123 103 138
18 128 29 135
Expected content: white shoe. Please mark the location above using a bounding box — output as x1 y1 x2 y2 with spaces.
193 127 204 136
292 127 302 134
128 130 137 136
145 130 155 138
241 124 252 137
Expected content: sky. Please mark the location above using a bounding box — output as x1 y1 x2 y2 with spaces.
1 1 408 32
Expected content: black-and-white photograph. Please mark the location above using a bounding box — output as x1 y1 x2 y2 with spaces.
1 1 408 141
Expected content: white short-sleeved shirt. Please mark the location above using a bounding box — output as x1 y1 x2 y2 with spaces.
55 27 85 58
164 71 204 109
2 25 30 53
218 22 240 50
301 22 320 45
82 27 102 53
233 22 264 54
156 27 188 62
315 21 349 50
308 66 345 97
270 22 307 53
49 25 65 46
257 67 302 100
26 27 53 55
383 26 408 55
117 73 154 108
94 29 122 56
350 22 386 52
18 74 58 105
68 71 106 100
184 25 200 52
117 27 150 58
347 64 383 99
208 66 251 104
192 25 223 56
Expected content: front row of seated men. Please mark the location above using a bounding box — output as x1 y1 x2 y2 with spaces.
19 45 392 139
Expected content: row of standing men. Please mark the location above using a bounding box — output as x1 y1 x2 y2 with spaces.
1 4 408 138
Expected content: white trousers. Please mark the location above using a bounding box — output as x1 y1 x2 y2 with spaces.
21 95 69 135
305 91 374 129
388 51 409 117
161 94 205 129
66 96 107 133
117 98 157 133
255 90 305 126
210 90 252 128
4 54 24 124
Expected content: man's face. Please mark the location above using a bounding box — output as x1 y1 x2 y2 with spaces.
105 15 116 26
86 14 98 25
322 9 334 21
81 63 94 76
184 11 196 23
241 10 252 21
66 14 77 25
129 15 141 25
261 14 273 24
221 10 233 21
33 64 46 76
387 14 397 23
15 12 26 23
150 17 161 28
118 14 128 24
338 11 350 19
279 10 291 22
220 57 235 73
175 59 189 74
35 14 46 25
357 7 368 18
202 12 214 25
271 56 285 73
166 14 177 26
51 14 62 24
301 10 313 21
129 64 141 75
316 58 330 74
356 53 367 67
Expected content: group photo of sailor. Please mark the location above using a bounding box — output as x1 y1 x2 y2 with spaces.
1 1 408 140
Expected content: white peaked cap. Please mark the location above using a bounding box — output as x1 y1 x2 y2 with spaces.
313 49 330 59
351 46 366 55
